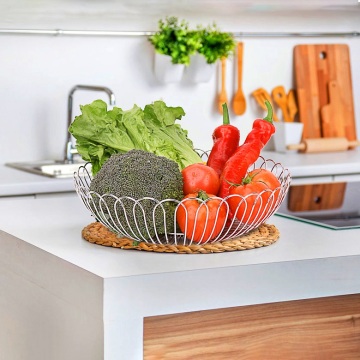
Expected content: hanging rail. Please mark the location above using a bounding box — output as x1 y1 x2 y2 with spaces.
0 28 359 38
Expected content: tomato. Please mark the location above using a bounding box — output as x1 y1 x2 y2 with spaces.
247 169 281 191
181 163 220 196
176 191 227 243
227 169 281 225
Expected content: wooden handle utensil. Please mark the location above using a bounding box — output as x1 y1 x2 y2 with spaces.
251 88 279 122
232 42 246 115
218 57 228 114
272 86 291 122
287 89 298 122
287 137 360 153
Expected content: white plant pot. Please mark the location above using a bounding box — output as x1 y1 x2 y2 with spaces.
153 52 185 84
186 54 216 83
273 122 304 153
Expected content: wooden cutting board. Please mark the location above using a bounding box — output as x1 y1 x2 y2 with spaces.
294 44 356 140
289 44 356 212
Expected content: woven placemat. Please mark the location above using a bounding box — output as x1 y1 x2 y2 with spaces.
82 222 280 254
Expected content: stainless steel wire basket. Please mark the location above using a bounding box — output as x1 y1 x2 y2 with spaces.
74 157 291 245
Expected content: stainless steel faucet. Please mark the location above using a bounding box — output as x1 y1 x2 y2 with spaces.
65 85 116 163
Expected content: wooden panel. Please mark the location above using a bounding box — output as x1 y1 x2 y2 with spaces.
144 294 360 359
290 44 356 211
294 44 356 140
294 46 322 138
287 182 346 212
321 80 346 138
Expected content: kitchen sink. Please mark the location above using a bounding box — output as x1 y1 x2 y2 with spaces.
5 85 111 179
6 160 90 178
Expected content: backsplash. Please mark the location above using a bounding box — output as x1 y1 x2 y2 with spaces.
0 7 359 163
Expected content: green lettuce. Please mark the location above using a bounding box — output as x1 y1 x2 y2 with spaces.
69 99 202 175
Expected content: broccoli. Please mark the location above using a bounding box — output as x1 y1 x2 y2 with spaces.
90 149 184 241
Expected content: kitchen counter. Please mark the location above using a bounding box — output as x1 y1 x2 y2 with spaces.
1 193 360 359
0 163 74 196
263 148 360 184
2 148 360 197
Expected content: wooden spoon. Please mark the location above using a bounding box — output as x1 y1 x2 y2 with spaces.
217 57 228 114
232 42 246 115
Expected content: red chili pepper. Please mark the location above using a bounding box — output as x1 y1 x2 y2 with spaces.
207 103 240 176
242 100 276 146
218 100 275 199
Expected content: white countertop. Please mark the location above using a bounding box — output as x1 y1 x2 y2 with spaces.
2 189 360 360
2 148 360 197
0 164 74 196
264 148 360 177
1 192 360 280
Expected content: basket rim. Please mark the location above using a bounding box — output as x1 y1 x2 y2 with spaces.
74 157 291 245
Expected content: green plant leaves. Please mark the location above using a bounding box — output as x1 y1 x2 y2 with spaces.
68 99 203 175
149 17 200 65
149 17 236 65
196 24 236 64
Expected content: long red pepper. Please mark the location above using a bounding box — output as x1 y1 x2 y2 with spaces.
218 100 275 199
242 100 275 145
207 103 240 176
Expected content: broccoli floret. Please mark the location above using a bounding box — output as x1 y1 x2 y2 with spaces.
90 149 184 241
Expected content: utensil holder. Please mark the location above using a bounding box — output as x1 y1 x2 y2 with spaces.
273 122 304 153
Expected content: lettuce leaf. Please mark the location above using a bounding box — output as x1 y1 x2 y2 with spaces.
69 99 202 175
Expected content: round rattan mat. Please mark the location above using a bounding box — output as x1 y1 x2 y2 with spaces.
82 222 280 254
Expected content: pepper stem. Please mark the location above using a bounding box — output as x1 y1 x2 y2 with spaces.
241 170 261 185
263 100 273 124
222 103 230 125
197 190 210 201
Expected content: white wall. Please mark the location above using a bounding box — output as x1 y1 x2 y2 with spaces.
0 7 359 163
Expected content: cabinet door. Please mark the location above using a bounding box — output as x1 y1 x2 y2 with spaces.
144 294 360 359
288 183 346 211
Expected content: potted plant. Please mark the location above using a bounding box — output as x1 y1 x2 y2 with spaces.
197 23 236 64
187 24 236 83
149 17 200 83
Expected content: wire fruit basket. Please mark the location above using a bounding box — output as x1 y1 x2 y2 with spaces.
74 156 291 246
